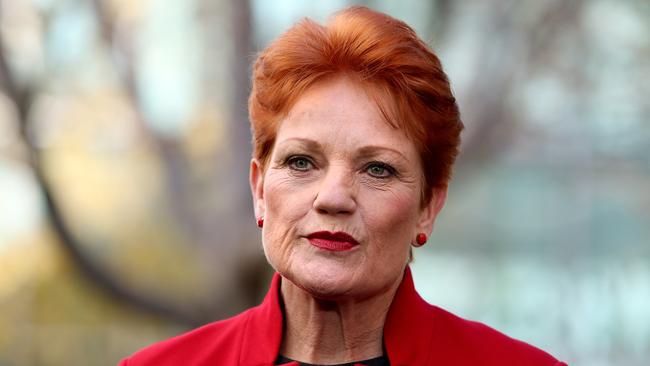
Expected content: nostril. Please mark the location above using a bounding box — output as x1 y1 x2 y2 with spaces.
313 192 356 215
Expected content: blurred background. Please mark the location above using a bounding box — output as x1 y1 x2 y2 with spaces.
0 0 648 365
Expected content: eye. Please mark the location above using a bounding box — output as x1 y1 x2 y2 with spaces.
365 162 395 178
287 156 313 171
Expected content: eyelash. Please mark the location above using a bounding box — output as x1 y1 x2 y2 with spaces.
284 155 397 179
285 155 314 171
364 161 397 179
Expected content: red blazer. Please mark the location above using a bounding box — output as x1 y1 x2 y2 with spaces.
119 267 567 366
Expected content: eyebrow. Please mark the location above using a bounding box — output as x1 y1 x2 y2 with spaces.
356 145 409 161
278 137 409 161
277 137 323 151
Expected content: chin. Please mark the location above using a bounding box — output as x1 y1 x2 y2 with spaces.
287 260 361 300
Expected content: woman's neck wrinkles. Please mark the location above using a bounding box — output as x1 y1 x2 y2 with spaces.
278 277 400 364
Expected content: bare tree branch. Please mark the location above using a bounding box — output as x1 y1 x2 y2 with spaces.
460 0 585 161
90 0 199 236
0 18 206 328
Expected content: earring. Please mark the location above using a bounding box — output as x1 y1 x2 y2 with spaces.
257 217 264 228
415 233 427 246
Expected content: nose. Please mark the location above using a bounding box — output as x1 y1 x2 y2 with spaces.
313 165 357 215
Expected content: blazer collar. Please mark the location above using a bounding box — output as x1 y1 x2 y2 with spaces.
383 266 435 365
240 266 432 365
240 272 284 365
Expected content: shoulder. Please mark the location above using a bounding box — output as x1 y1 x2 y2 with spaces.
428 304 566 365
117 307 255 366
385 268 567 365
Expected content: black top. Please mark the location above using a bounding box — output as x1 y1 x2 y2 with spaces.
275 355 390 366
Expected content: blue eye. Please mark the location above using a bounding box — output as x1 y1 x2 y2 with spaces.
366 162 395 178
287 156 313 171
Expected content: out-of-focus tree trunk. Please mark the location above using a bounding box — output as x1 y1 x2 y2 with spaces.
195 0 270 317
0 0 266 326
0 31 204 327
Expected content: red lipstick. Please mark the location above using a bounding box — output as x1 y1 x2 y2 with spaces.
307 231 359 251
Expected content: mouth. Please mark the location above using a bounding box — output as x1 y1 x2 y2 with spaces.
306 231 360 252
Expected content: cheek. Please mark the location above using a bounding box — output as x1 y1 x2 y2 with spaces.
261 173 313 261
264 172 313 222
364 189 420 249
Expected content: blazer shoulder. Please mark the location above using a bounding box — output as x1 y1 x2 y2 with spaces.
429 304 566 365
118 307 256 366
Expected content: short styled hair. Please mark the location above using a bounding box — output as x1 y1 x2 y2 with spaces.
248 6 463 204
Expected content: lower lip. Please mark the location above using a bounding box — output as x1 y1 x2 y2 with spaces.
308 238 357 251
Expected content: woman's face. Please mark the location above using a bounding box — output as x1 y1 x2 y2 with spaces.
250 77 446 300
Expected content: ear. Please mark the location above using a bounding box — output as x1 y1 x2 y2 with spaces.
415 186 448 237
249 158 265 219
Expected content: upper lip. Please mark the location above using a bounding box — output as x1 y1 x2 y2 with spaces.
306 231 360 245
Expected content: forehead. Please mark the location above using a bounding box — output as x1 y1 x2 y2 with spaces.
276 77 416 154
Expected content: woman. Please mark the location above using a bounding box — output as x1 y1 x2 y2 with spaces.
119 6 567 366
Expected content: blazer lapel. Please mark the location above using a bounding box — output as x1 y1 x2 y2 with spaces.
240 272 285 365
239 266 432 366
383 266 436 365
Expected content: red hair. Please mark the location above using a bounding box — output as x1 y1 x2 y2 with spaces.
249 6 463 204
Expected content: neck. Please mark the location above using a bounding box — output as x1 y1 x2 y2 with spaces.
279 277 402 365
